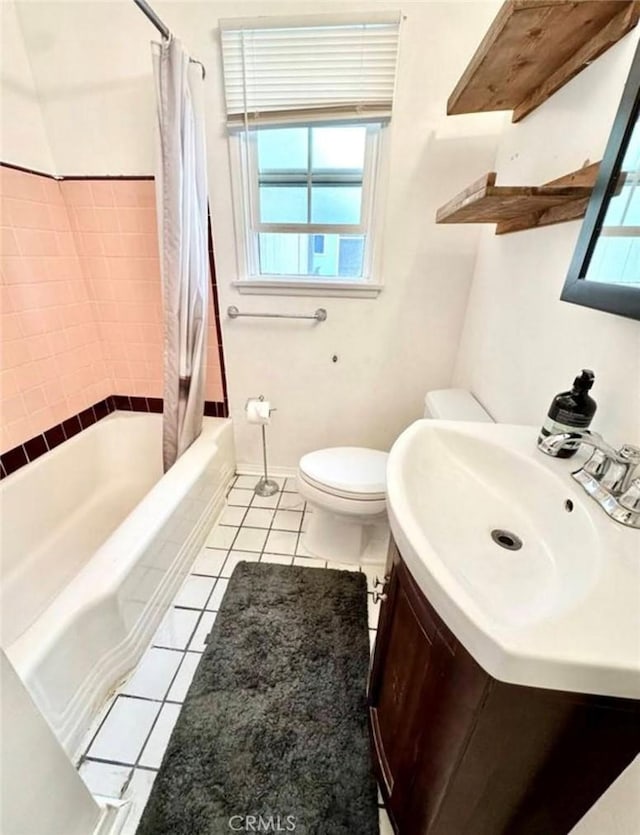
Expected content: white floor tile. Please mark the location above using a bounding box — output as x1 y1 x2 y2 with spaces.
205 525 238 550
152 607 200 650
294 535 314 557
222 550 260 578
234 474 265 490
260 553 294 566
139 703 181 769
243 507 275 529
206 579 229 611
251 492 280 509
379 806 394 835
191 547 227 577
87 697 160 765
233 527 268 552
173 575 216 609
293 556 327 569
369 629 377 652
368 594 381 629
120 648 182 701
264 529 298 555
189 611 217 651
167 652 201 702
219 505 247 526
120 769 157 835
79 760 131 798
326 560 360 572
272 509 303 532
226 488 254 507
278 492 305 511
283 478 297 492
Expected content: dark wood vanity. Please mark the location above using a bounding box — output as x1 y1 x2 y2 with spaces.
369 540 640 835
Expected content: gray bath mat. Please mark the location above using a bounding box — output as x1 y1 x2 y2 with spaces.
136 562 378 835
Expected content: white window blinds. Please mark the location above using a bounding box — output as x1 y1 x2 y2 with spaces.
220 13 401 130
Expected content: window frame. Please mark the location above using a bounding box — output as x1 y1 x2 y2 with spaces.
229 122 388 297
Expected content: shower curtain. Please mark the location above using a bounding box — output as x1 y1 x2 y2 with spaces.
152 38 208 471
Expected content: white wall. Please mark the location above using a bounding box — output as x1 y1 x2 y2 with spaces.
0 0 54 171
209 2 505 470
14 0 504 469
0 650 102 835
454 31 640 447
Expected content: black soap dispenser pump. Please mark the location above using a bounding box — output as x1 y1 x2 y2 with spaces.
538 370 597 458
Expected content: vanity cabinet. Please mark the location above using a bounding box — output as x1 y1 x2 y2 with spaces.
368 541 640 835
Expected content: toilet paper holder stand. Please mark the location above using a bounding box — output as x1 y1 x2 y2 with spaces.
246 395 279 498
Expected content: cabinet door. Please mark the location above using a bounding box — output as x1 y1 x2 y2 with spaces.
369 549 488 835
369 566 436 831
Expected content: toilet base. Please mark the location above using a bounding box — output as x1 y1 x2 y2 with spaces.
302 508 374 564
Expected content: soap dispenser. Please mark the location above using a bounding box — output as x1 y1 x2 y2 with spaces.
537 370 597 458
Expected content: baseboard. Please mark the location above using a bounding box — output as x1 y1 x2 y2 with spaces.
235 465 298 480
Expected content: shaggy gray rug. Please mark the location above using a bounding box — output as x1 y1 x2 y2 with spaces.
136 562 378 835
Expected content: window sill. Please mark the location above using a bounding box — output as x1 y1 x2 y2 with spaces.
232 279 383 298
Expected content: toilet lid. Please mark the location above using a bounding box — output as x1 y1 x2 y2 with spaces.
299 447 388 498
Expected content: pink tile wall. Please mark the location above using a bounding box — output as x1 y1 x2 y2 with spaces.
61 179 223 401
0 167 111 452
1 167 224 453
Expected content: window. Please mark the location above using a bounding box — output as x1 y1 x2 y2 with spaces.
220 14 400 295
242 123 381 281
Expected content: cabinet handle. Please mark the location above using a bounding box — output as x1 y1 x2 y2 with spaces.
373 591 388 604
374 575 390 590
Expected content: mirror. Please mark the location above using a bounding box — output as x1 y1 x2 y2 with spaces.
562 42 640 320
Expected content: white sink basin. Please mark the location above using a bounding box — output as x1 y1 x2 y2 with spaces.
387 420 640 699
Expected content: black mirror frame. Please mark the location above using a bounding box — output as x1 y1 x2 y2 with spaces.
561 41 640 321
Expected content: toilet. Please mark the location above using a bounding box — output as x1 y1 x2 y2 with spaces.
296 389 493 563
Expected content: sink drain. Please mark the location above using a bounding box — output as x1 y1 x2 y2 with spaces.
491 529 523 551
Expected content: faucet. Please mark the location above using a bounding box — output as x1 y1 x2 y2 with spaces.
538 430 640 529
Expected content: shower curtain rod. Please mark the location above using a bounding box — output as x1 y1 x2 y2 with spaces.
133 0 206 77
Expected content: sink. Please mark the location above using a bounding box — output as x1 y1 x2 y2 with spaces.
386 420 640 699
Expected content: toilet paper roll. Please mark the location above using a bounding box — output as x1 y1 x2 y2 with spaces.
246 398 271 425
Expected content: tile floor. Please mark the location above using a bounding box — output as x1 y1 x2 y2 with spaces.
77 474 392 834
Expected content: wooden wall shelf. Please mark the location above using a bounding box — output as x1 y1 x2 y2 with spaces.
448 1 640 122
436 162 599 235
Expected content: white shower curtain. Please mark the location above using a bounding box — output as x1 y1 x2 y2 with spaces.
152 38 209 471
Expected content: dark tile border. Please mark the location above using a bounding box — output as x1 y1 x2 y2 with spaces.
0 397 227 479
207 209 229 418
0 162 153 181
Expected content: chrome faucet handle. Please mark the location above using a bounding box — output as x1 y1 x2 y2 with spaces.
619 478 640 513
618 444 640 463
599 444 640 496
581 447 611 481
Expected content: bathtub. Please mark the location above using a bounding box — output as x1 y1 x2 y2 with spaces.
1 411 234 756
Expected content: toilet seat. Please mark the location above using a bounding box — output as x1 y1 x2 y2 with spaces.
296 447 389 561
298 470 385 502
298 447 388 501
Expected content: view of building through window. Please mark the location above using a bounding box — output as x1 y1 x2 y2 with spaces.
585 120 639 286
254 125 372 278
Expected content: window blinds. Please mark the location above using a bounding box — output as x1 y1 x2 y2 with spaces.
220 13 401 130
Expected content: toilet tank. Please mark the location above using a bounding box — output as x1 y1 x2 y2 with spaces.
424 389 493 422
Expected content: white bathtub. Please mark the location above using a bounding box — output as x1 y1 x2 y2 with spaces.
0 411 234 756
